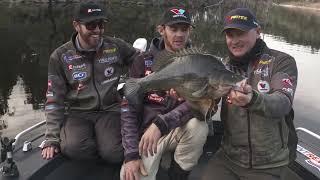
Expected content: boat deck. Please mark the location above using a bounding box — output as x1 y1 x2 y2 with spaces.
0 122 319 180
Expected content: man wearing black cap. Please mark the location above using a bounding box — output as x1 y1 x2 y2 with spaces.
202 8 298 180
120 7 208 180
41 1 137 165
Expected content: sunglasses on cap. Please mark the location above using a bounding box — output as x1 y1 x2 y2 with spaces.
80 20 105 31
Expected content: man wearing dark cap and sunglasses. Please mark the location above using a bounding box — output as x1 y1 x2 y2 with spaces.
121 6 209 180
41 1 138 166
202 7 298 180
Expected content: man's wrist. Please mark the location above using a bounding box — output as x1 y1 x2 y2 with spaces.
242 90 258 108
124 152 141 163
153 115 167 135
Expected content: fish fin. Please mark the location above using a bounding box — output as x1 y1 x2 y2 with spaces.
192 84 208 98
152 51 176 72
124 78 143 104
152 47 209 72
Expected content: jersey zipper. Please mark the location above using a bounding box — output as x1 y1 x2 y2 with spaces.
91 55 101 110
247 110 253 168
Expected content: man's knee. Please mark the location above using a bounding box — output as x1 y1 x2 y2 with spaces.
183 118 208 143
61 139 98 160
99 144 124 164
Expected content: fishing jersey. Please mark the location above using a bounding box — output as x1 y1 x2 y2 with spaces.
221 39 298 169
44 33 137 147
121 37 194 162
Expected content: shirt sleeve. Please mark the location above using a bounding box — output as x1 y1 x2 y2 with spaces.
248 55 298 118
44 51 67 148
120 55 145 162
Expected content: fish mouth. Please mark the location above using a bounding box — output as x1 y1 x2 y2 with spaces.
204 99 218 121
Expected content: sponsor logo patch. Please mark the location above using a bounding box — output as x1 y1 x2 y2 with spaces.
68 63 86 70
45 104 58 110
282 87 293 96
101 77 118 85
46 92 54 97
254 67 269 77
145 70 152 76
257 80 270 93
144 60 153 67
259 59 271 65
48 80 52 87
63 54 82 63
297 145 320 172
72 72 87 80
282 78 293 87
46 80 53 97
103 48 117 54
104 67 114 77
98 56 118 64
121 107 129 112
88 9 101 13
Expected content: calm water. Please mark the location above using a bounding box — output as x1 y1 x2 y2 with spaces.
0 2 319 138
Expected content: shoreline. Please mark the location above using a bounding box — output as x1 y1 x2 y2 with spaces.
275 2 320 12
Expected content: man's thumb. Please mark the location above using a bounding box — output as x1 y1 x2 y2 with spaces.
54 147 60 153
140 162 148 176
243 85 252 94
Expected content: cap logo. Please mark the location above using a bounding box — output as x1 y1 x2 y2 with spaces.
170 8 187 19
230 15 248 21
88 9 102 13
226 16 232 23
170 9 185 15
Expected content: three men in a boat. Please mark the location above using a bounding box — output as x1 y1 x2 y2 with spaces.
42 2 298 180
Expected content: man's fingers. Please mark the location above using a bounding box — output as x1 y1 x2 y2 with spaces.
147 140 154 156
44 148 49 159
140 162 148 176
152 140 157 155
133 171 139 180
229 90 237 99
169 88 175 95
243 85 252 94
123 169 126 180
143 139 149 157
138 138 144 156
125 170 132 180
42 147 59 160
45 148 50 159
48 147 54 159
41 149 46 159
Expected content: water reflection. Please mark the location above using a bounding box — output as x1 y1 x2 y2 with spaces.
0 77 45 138
264 6 320 51
0 2 319 137
263 34 320 133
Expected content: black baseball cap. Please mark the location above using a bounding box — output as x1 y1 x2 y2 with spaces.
74 1 108 23
223 8 259 32
161 7 194 27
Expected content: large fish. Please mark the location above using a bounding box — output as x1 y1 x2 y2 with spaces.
124 48 244 118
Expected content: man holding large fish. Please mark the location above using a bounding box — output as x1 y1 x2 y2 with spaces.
202 8 298 180
121 7 211 180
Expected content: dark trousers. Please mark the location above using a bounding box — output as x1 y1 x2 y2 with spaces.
202 150 286 180
60 111 123 164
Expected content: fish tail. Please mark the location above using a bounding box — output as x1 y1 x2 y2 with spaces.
124 78 143 104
